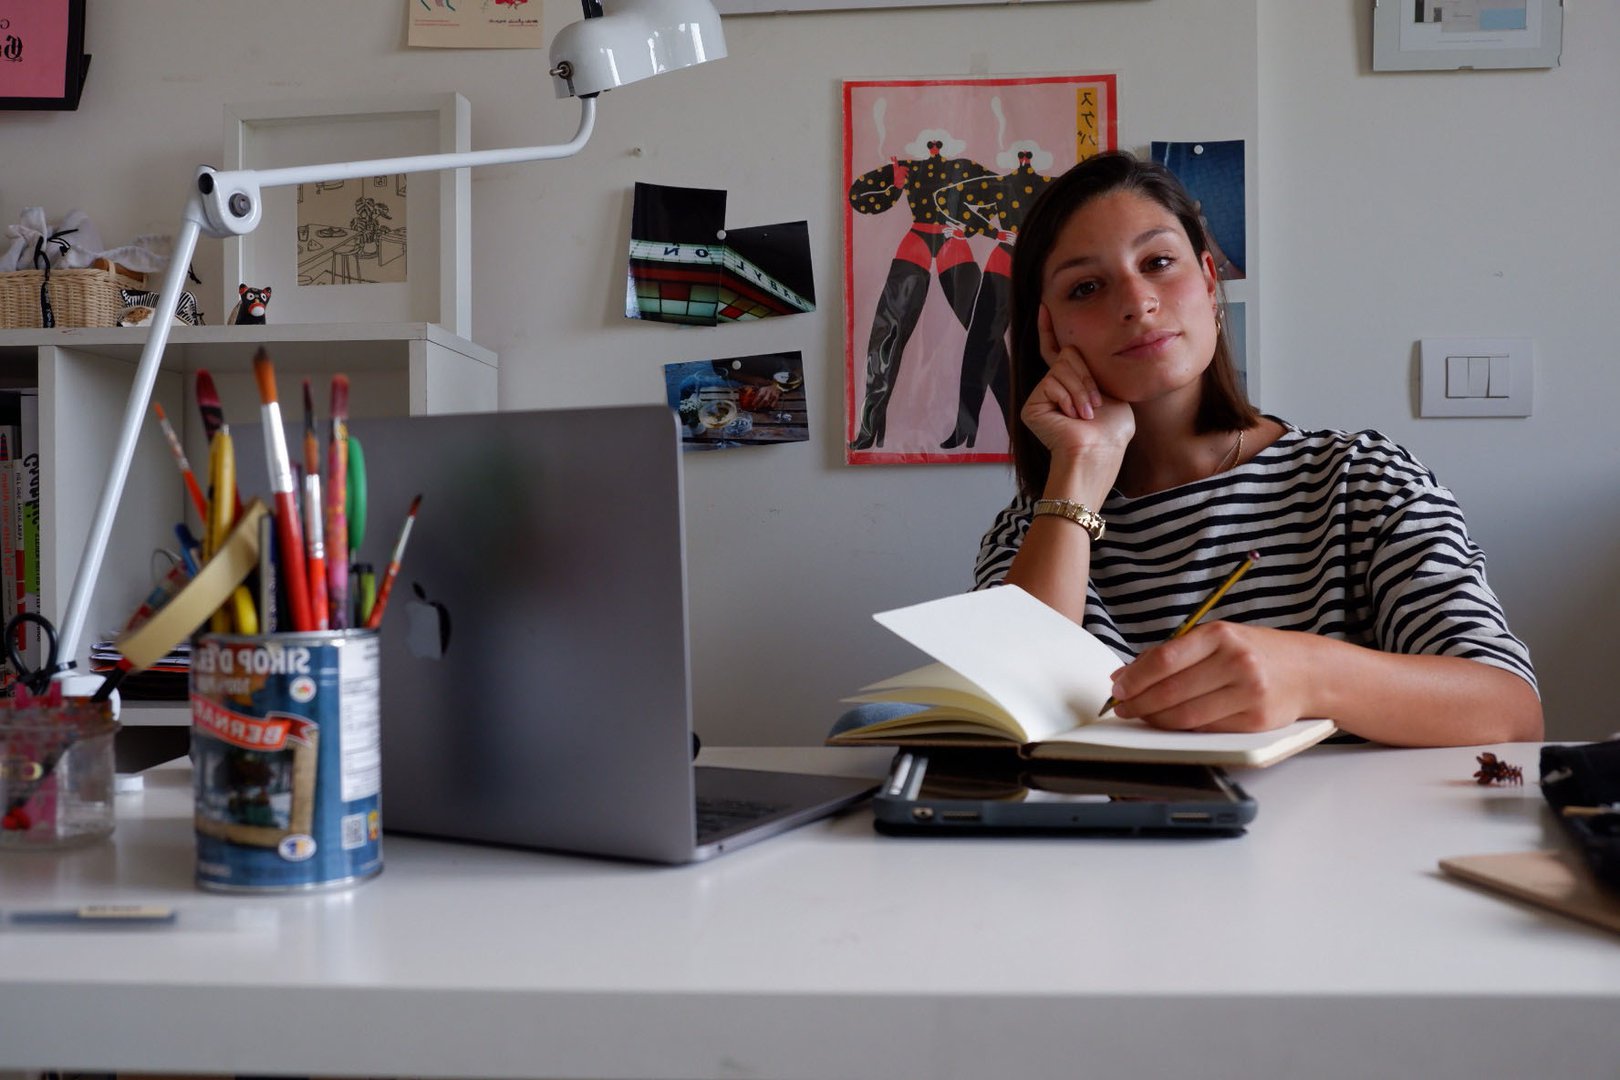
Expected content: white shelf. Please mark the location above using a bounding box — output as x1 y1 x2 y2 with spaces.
0 322 497 706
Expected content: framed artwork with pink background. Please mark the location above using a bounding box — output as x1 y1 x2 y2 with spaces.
843 74 1116 465
0 0 89 111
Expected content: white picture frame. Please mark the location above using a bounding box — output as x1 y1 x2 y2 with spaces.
220 93 471 335
1372 0 1563 71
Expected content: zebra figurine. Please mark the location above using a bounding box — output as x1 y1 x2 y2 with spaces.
120 287 201 326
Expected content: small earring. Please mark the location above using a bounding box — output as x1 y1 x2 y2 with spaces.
1214 304 1224 332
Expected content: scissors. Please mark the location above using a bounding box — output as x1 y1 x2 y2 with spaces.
4 612 74 697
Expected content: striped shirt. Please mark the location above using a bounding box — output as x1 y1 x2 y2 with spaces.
973 420 1538 692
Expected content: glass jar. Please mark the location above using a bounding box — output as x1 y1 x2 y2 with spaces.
0 698 119 850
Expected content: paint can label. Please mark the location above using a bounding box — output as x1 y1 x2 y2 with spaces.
190 631 382 892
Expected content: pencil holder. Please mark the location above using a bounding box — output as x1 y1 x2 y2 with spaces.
189 629 383 892
0 697 119 851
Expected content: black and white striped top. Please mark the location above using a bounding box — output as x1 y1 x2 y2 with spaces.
973 420 1538 692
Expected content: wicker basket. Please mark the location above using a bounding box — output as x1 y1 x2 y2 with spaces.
0 267 128 329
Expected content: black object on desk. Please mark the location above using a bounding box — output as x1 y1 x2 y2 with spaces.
1540 741 1620 894
873 749 1257 837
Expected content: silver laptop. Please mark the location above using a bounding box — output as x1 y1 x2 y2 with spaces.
315 404 874 863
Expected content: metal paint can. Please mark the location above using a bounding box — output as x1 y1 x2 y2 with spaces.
190 629 382 892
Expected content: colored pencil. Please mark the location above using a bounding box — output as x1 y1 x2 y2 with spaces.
304 472 329 630
1098 551 1262 718
195 368 241 517
251 348 315 633
152 402 208 521
346 433 367 556
352 562 376 627
364 495 421 630
325 375 350 628
195 369 225 443
206 426 237 634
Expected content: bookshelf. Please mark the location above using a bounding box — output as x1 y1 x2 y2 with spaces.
0 322 497 728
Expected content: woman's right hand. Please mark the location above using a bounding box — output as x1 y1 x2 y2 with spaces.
1021 305 1134 473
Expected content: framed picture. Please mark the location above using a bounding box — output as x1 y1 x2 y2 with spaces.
1373 0 1563 71
220 93 471 335
0 0 90 111
842 74 1118 465
716 0 1093 11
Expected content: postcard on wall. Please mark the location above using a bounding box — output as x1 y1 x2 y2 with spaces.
664 352 809 452
843 74 1117 466
628 183 815 326
296 177 408 287
1150 140 1246 282
407 0 543 49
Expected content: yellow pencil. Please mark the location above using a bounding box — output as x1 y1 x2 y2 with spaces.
1099 550 1261 718
208 426 238 633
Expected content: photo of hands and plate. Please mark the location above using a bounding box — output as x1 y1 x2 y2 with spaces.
664 351 809 451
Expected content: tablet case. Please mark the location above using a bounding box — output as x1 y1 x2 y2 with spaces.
872 751 1257 837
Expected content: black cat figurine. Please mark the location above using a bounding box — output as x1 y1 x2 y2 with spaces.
230 284 272 325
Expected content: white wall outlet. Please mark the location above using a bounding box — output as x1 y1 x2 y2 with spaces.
1419 338 1534 417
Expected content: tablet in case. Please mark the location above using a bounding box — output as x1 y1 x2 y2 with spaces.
873 750 1257 837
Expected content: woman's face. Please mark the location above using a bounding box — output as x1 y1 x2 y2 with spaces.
1039 189 1218 406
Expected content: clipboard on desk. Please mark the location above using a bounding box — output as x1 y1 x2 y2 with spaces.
1439 850 1620 937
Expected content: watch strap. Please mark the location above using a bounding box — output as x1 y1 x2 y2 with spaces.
1032 498 1106 541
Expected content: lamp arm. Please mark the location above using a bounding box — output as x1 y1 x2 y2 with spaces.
55 210 204 667
54 95 598 670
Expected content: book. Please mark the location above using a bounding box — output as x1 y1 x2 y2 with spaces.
17 390 39 667
0 427 13 692
830 585 1337 768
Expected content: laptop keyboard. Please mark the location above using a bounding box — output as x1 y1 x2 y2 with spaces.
695 795 789 842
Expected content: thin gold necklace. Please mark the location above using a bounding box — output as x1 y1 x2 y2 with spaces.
1215 428 1244 476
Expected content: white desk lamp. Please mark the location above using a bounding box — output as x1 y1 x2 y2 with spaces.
52 0 726 674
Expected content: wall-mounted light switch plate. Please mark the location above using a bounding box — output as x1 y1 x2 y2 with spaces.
1419 338 1534 417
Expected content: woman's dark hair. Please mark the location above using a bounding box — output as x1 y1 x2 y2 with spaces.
1005 151 1258 497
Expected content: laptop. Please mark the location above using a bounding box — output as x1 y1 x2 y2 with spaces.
330 404 877 863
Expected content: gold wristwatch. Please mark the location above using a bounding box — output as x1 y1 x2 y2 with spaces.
1032 498 1105 541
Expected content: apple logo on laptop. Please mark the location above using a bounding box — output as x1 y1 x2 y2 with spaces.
404 581 452 660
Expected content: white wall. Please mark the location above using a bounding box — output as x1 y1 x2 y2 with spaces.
3 0 1607 742
1258 1 1620 740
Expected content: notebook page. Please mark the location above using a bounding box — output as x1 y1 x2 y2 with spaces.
873 585 1125 742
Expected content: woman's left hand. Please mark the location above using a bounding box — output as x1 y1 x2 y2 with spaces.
1107 622 1317 733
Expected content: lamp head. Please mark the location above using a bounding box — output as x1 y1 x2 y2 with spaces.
195 166 264 237
550 0 726 99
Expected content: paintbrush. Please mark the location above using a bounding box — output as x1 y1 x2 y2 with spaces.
301 378 319 480
364 494 421 630
152 402 208 521
251 347 314 632
305 472 329 630
325 375 350 628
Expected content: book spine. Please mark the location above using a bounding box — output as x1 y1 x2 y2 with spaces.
17 391 38 665
20 452 38 666
9 459 22 657
0 431 12 692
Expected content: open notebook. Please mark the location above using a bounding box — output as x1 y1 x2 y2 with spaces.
830 585 1336 768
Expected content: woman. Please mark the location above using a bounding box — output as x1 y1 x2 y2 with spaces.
976 151 1541 746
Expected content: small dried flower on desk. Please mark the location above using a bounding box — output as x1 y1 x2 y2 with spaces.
1472 752 1524 786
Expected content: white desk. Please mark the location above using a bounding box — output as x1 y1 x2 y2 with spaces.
1 743 1616 1080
